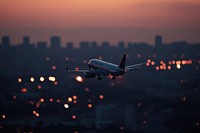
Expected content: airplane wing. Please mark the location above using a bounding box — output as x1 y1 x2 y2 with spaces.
67 67 109 78
125 63 146 71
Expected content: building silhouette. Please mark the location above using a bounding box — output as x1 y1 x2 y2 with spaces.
50 36 61 49
155 35 163 47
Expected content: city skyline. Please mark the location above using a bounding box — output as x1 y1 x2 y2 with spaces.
0 0 200 46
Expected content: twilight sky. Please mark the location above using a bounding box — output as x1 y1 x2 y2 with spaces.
0 0 200 46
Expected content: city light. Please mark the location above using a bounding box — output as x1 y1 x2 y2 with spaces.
72 115 77 119
88 104 93 108
99 95 104 100
48 76 56 82
37 85 42 89
40 98 45 103
40 77 45 82
36 113 40 117
76 76 83 82
68 97 73 102
177 64 181 69
49 98 54 102
18 77 22 83
73 95 77 100
2 115 5 119
52 65 56 70
64 104 69 109
21 88 27 93
30 77 35 82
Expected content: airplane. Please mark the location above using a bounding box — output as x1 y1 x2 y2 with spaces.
67 54 145 80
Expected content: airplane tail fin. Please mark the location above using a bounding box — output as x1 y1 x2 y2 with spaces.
119 54 126 69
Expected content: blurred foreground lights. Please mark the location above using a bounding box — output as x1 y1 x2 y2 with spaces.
196 122 199 127
48 76 56 82
40 98 44 103
40 77 45 82
176 64 181 69
21 88 27 93
73 95 77 100
64 104 69 109
68 97 73 102
2 115 6 119
182 96 187 102
88 104 93 108
18 77 22 83
99 95 104 100
30 77 35 82
35 113 40 117
72 115 77 120
76 76 83 82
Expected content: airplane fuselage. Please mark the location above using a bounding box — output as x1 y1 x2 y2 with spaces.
88 59 126 76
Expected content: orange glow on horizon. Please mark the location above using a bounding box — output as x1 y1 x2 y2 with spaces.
0 0 200 45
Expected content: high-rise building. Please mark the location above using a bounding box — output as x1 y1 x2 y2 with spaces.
2 36 10 46
50 36 61 49
155 35 163 47
66 42 74 50
23 36 30 45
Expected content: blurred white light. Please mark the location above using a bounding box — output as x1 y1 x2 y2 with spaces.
76 76 83 82
177 64 181 69
40 77 45 82
64 104 69 109
48 76 56 82
30 77 35 82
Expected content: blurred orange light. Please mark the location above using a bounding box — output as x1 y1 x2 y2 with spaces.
147 59 151 63
176 60 181 65
76 76 83 82
99 95 104 99
40 98 44 103
49 98 54 102
33 111 36 114
72 115 77 119
36 113 40 117
88 104 92 108
73 100 77 104
73 95 77 100
151 61 155 65
56 99 61 103
75 67 79 71
18 78 22 83
156 66 159 70
21 88 27 93
168 66 171 70
54 81 58 86
68 97 73 102
52 65 56 70
160 61 164 64
177 64 181 69
38 85 42 89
